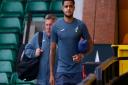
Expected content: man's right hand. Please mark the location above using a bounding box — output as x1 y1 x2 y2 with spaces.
72 53 84 63
49 75 55 85
35 48 43 57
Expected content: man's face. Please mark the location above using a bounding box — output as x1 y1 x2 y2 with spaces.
62 1 75 18
44 19 55 36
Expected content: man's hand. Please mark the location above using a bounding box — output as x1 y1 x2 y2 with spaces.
49 74 55 85
72 53 84 63
35 48 43 57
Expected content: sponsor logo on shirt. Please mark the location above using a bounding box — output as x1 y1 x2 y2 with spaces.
60 29 64 31
43 39 45 42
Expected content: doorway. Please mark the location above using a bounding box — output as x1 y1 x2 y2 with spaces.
119 0 128 44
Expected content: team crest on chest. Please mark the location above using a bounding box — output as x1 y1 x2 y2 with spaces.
75 27 79 32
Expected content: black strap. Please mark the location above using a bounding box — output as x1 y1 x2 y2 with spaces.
38 32 43 48
25 13 32 43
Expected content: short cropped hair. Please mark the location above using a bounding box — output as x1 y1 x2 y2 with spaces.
62 0 75 5
45 14 56 21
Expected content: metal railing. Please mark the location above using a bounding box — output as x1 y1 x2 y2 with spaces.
95 57 119 85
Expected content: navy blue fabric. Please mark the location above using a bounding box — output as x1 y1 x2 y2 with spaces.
25 32 51 85
51 18 91 73
83 44 114 62
82 44 114 75
55 72 82 85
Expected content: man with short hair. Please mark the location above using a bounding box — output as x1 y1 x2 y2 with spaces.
49 0 93 85
25 14 56 85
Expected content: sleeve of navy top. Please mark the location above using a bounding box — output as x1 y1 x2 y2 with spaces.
80 22 91 40
51 24 58 43
24 32 38 58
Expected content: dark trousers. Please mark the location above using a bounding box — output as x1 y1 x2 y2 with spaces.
55 72 82 85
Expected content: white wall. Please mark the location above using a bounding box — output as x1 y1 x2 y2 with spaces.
74 0 84 20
